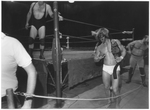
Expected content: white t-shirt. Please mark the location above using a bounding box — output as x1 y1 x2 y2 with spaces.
1 32 32 97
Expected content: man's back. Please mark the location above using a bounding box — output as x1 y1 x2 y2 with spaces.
1 33 32 97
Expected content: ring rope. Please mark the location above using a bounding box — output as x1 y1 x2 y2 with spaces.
63 17 124 32
28 31 133 46
46 19 53 23
67 40 96 44
14 85 142 101
33 41 96 44
44 29 134 39
33 29 134 39
11 15 133 36
45 34 54 37
76 35 96 38
34 39 132 45
33 33 133 44
30 40 97 44
63 31 133 41
63 34 95 41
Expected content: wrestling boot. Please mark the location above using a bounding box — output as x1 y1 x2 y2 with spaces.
126 67 134 83
39 49 45 59
28 48 33 58
139 68 147 87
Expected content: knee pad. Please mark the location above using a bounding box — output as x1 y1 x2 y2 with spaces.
40 38 45 46
28 37 34 45
139 67 145 75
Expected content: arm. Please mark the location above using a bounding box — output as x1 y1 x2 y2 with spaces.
47 4 54 18
117 40 126 58
126 41 136 53
47 4 63 21
115 39 126 62
25 3 35 29
12 38 37 108
94 46 105 62
21 63 37 109
120 45 126 60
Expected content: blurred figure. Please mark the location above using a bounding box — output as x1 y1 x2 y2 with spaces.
1 32 37 108
93 28 126 108
25 1 63 59
126 35 149 87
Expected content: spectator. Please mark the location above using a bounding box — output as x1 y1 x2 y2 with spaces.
1 32 37 108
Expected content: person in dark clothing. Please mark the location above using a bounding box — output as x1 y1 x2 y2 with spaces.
25 1 63 59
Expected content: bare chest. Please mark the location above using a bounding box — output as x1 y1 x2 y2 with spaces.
33 4 45 13
134 42 147 51
100 43 112 54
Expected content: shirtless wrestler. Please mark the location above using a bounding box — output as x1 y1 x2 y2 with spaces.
93 28 126 108
126 35 149 87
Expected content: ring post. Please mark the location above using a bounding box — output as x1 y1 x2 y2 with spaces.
6 88 15 109
53 1 63 108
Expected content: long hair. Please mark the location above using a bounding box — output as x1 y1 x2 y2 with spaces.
93 28 109 42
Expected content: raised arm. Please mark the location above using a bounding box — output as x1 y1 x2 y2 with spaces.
113 39 126 63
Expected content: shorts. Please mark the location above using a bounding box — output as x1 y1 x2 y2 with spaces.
103 64 120 75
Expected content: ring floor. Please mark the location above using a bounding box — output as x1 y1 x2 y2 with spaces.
32 50 148 109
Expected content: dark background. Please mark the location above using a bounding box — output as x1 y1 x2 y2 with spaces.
1 1 149 48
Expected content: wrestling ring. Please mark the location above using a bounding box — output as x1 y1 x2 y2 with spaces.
4 2 148 109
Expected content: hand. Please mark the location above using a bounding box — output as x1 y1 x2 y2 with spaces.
94 54 105 62
59 15 63 21
99 54 105 59
91 31 97 36
115 56 123 63
25 23 30 30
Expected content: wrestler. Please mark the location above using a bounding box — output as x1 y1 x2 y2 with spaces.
126 35 148 87
93 28 126 108
25 1 63 59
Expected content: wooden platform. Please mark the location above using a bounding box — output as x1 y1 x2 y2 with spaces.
33 49 94 60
